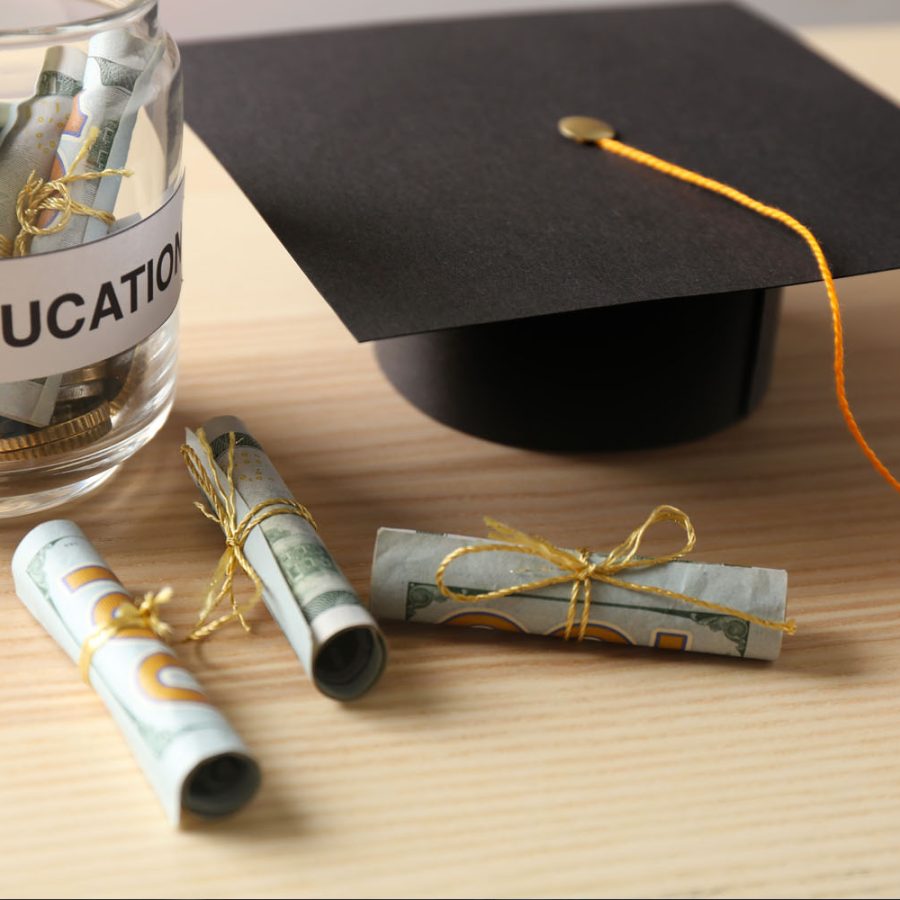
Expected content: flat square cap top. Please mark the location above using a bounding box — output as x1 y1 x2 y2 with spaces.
182 2 900 341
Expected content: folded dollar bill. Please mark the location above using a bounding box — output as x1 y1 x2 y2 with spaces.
31 30 163 252
1 33 164 430
0 46 86 425
12 520 261 825
0 375 63 426
183 416 388 700
0 45 85 245
370 526 790 661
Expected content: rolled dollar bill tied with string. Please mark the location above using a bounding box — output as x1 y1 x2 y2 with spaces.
370 508 793 661
12 520 261 825
0 46 86 426
182 416 388 700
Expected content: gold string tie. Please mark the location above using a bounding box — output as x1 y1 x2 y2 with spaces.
79 587 174 683
436 505 796 640
180 428 318 641
0 125 131 259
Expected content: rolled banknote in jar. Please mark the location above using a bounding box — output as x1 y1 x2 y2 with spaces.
0 45 85 429
369 521 791 661
12 520 261 825
182 416 388 700
0 6 184 518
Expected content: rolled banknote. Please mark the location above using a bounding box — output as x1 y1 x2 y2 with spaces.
12 520 261 825
183 416 388 700
369 526 791 661
0 46 85 426
0 45 85 245
30 29 162 253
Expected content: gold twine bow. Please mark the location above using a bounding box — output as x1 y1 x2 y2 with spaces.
435 506 796 640
79 587 174 683
0 126 131 259
180 428 318 641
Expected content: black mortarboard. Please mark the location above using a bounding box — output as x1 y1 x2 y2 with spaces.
181 2 900 450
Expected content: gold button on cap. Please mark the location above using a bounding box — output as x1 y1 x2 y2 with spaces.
558 116 616 143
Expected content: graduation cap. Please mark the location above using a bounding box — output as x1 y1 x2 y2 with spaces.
181 2 900 451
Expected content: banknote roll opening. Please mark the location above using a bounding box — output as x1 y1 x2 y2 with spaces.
183 752 262 819
314 626 386 701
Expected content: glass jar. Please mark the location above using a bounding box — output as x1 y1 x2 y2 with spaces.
0 0 182 516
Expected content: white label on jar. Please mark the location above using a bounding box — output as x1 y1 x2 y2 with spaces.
0 178 184 382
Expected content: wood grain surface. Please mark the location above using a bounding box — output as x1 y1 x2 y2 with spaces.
2 23 900 900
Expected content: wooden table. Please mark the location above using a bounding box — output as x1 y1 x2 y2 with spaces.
3 22 900 899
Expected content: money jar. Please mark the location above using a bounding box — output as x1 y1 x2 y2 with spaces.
0 1 182 516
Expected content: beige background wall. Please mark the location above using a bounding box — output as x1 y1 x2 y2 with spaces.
160 0 900 42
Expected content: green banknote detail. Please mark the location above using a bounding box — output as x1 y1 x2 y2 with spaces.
95 56 142 92
303 590 362 620
268 533 339 580
25 543 53 598
404 581 750 656
88 118 119 169
36 70 82 97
